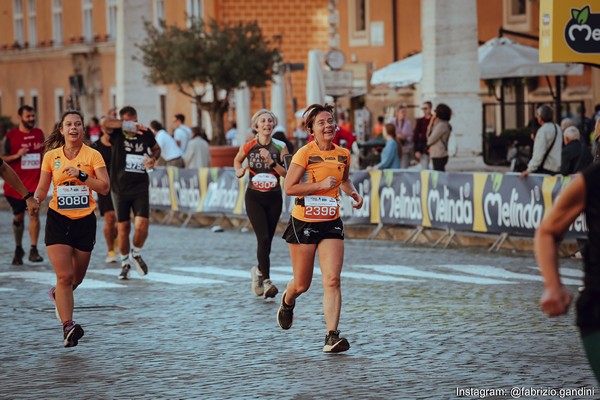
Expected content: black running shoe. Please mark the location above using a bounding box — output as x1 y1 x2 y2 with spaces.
63 323 85 348
130 252 148 276
277 290 294 330
118 264 131 280
12 246 24 265
323 330 350 353
264 279 278 299
29 247 43 262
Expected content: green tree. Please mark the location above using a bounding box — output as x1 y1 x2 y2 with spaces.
138 18 280 145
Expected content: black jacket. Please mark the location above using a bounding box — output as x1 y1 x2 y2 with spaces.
561 140 593 176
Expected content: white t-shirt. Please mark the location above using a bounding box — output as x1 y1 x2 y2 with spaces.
155 130 183 161
174 124 192 152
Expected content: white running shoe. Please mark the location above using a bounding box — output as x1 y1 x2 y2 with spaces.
250 266 264 296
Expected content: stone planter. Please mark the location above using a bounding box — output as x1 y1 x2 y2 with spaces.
209 145 239 167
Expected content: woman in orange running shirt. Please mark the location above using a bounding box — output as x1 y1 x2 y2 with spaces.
277 103 363 353
34 110 109 348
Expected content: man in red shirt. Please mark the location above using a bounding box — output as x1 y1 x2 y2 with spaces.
2 105 44 265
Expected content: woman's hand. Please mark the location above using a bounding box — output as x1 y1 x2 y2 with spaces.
63 166 81 180
259 148 274 165
350 191 363 209
235 167 246 178
319 176 337 190
540 286 572 317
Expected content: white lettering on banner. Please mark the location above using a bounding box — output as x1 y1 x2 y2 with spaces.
483 188 543 229
340 179 370 219
427 185 473 224
570 212 587 233
380 181 422 220
173 177 200 209
149 174 171 207
206 178 239 209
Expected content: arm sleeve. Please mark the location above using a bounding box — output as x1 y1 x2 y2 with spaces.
560 148 571 176
527 128 549 172
291 145 308 168
92 149 106 172
376 140 395 170
427 123 444 146
41 151 53 173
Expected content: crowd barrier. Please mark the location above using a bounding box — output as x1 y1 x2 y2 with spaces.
149 167 586 250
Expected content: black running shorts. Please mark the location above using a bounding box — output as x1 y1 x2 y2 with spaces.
6 195 27 215
282 217 344 244
45 208 97 252
96 193 115 216
111 191 150 222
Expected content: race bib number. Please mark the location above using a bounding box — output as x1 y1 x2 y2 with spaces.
252 173 278 191
21 153 40 170
125 154 145 173
57 185 90 210
303 196 338 221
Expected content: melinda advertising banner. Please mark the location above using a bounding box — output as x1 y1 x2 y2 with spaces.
539 0 600 64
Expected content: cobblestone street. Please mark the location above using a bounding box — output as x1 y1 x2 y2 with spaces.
0 211 596 399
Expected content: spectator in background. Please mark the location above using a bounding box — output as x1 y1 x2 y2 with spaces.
561 126 592 176
226 122 238 146
272 125 295 155
293 117 308 149
150 120 184 168
592 119 600 164
173 114 192 153
390 105 414 169
372 116 385 138
368 123 400 170
87 117 102 143
521 105 562 178
338 112 351 133
594 103 600 123
560 118 576 132
184 127 211 169
414 101 433 169
426 103 453 172
107 107 117 119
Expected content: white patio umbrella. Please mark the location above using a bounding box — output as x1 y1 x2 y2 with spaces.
234 82 251 145
370 52 422 88
270 70 287 129
306 50 326 106
478 37 583 79
370 37 583 87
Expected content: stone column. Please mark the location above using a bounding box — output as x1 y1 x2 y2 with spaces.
421 0 483 167
116 0 156 123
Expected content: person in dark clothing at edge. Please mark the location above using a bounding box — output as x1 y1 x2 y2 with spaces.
535 162 600 384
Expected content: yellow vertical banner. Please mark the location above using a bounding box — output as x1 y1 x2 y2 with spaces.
369 170 381 224
472 173 489 233
167 166 178 211
233 174 246 215
542 175 559 219
420 170 431 227
197 167 208 212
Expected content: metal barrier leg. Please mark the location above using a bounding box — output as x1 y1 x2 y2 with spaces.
368 223 385 240
432 228 450 248
442 229 460 249
488 232 517 252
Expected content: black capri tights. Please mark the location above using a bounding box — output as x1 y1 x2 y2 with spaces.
244 189 283 280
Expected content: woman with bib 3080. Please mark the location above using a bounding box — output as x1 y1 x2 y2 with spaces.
34 111 109 348
278 103 363 353
234 109 288 299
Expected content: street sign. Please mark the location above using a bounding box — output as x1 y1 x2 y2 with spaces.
323 70 354 96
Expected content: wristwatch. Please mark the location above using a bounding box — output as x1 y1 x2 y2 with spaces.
270 161 277 169
78 170 89 182
23 192 34 200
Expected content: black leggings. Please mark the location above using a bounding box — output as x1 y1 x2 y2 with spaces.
245 189 282 279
